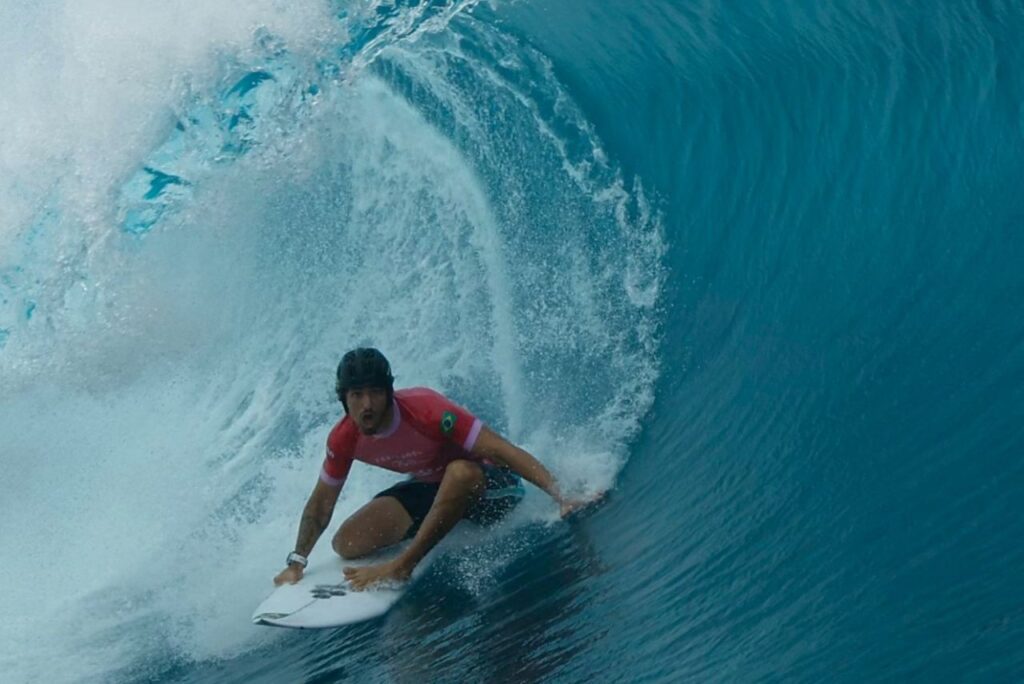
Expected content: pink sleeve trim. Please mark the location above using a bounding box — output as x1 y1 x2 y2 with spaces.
463 419 483 451
320 466 345 487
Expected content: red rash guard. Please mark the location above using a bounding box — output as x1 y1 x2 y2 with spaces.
320 387 485 488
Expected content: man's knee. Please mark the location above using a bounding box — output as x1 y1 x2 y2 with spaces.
444 459 485 490
332 525 362 560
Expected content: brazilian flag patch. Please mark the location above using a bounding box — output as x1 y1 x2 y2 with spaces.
440 411 457 435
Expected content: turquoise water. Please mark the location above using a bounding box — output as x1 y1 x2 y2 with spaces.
2 1 1023 681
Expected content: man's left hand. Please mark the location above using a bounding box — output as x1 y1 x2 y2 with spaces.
559 492 605 518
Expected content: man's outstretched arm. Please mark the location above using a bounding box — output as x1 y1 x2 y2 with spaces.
471 426 599 517
273 479 342 585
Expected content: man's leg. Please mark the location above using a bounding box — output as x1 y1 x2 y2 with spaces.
332 496 413 559
343 459 485 589
397 459 486 568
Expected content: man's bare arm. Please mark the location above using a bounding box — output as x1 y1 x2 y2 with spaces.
471 426 602 516
471 426 563 500
274 479 341 585
294 479 342 556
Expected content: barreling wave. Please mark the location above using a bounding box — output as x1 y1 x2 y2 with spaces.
0 1 663 682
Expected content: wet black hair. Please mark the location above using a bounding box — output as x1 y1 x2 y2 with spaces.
335 347 394 413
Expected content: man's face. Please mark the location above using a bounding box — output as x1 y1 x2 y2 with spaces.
346 386 390 434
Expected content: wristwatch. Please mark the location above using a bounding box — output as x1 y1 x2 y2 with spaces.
286 551 308 568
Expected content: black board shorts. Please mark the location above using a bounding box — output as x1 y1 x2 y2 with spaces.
374 464 525 538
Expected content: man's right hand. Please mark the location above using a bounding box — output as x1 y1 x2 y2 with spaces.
274 564 304 586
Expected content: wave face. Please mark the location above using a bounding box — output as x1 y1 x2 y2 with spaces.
2 1 1023 682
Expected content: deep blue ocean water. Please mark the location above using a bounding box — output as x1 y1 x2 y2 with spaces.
2 1 1023 682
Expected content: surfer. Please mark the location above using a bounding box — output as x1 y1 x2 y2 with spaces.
274 347 597 590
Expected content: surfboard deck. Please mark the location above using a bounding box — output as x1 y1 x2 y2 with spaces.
252 549 419 629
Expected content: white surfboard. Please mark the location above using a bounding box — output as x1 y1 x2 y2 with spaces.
252 550 424 629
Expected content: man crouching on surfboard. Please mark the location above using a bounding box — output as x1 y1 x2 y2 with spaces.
274 347 596 591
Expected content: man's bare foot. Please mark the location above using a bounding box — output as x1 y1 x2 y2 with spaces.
343 560 413 591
